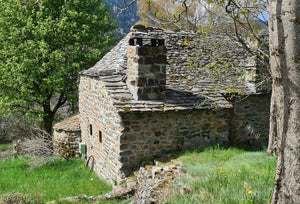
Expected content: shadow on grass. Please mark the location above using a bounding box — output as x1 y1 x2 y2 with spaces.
130 141 269 175
0 140 12 146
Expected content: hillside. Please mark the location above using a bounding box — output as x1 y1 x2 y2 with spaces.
105 0 139 34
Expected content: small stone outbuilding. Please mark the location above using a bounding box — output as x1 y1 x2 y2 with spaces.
78 26 270 182
53 115 81 158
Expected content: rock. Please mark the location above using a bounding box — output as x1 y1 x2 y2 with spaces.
47 161 184 204
105 177 137 200
78 194 87 199
180 187 192 195
169 165 177 170
131 162 185 204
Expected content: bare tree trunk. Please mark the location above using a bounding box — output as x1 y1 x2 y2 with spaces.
43 104 54 138
269 0 300 203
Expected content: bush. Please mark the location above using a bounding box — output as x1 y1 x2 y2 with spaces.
15 128 60 167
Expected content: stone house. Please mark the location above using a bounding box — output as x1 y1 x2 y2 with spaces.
78 26 270 182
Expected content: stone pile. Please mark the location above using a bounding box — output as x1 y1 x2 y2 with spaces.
47 161 184 204
131 161 183 204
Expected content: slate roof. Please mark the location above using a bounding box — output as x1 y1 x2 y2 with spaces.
53 115 81 131
80 27 255 112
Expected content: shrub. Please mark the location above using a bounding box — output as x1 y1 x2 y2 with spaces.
15 128 61 167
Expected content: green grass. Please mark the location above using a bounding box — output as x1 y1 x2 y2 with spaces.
0 142 12 150
164 146 276 204
0 158 113 203
0 145 276 203
0 142 13 161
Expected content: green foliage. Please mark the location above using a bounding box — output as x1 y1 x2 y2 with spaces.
164 147 276 204
0 0 118 132
0 158 112 203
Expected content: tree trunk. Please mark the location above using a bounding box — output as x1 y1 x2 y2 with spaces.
43 104 54 138
269 0 300 203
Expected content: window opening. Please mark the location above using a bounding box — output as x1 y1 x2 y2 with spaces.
99 130 102 143
89 124 93 135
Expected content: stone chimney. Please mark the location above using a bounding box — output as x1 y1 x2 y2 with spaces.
126 33 167 100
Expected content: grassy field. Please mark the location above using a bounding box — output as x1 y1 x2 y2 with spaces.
0 149 113 203
0 143 276 203
163 146 276 204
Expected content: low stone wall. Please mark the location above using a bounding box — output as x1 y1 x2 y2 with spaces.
53 130 81 158
119 109 229 175
53 115 81 159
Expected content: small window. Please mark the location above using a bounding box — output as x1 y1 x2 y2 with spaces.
89 124 93 135
99 130 102 143
88 78 91 90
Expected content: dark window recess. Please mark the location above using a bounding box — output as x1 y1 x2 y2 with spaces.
89 124 93 135
99 130 102 143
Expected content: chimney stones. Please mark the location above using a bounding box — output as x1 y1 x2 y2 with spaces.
126 30 167 101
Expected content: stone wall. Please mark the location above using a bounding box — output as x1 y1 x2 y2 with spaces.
230 94 270 145
53 115 81 158
119 109 229 176
79 76 124 181
53 130 81 158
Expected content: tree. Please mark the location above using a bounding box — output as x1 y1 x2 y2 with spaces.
104 0 140 34
136 0 211 30
136 0 269 68
268 0 300 203
136 0 238 31
0 0 118 136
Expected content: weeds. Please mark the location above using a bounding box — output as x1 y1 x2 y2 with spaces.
164 147 276 204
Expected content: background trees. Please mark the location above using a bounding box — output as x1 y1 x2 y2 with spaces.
0 0 117 135
136 0 215 30
139 0 268 60
105 0 139 34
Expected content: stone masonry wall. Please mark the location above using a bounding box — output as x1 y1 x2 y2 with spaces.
53 130 81 158
119 109 229 176
79 76 124 181
230 94 270 144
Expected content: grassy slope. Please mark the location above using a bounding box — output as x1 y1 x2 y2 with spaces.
0 144 276 203
164 147 276 204
0 158 112 203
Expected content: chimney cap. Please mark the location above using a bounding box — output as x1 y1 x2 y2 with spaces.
129 37 165 47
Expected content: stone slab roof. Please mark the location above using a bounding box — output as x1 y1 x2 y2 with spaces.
80 27 257 112
53 114 80 131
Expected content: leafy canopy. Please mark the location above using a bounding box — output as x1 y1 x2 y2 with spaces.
0 0 117 125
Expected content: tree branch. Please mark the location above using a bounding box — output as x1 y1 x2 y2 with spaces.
52 93 67 115
117 0 138 16
144 0 188 28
